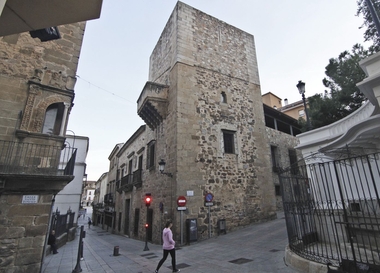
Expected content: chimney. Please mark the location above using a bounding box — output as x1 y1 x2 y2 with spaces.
284 98 288 106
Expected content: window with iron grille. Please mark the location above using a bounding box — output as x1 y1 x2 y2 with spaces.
222 130 235 154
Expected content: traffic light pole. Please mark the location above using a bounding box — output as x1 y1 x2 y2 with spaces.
143 207 149 251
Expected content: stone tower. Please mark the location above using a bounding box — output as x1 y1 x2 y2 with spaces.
136 1 276 241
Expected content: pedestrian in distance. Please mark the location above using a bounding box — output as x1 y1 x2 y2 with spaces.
88 217 92 229
48 229 58 254
155 221 180 273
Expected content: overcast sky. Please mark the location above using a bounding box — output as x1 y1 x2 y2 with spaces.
68 0 369 181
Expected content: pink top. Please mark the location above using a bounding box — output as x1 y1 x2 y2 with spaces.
162 227 175 250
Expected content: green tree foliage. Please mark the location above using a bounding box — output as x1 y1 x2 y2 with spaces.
304 44 370 131
356 0 380 51
298 0 380 131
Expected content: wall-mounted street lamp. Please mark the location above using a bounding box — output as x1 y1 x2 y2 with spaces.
296 80 312 131
158 159 173 178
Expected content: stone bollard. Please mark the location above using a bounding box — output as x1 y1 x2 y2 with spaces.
113 246 120 256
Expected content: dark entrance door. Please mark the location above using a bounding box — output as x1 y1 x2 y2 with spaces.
124 199 130 236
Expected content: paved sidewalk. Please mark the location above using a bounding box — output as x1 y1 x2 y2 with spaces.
42 212 296 273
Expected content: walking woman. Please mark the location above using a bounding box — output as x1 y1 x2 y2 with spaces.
155 221 180 273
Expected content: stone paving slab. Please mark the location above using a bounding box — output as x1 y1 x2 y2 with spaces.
42 212 296 273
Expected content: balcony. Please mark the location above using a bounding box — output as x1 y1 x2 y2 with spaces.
104 193 114 204
0 140 76 194
118 174 133 193
133 169 142 188
137 82 169 129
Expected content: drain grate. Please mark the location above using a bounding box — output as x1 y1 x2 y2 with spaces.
270 249 280 252
229 258 253 265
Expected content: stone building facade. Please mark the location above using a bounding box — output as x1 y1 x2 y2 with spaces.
0 23 86 272
100 2 299 245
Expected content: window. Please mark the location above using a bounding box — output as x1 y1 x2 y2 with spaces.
288 149 299 175
270 146 279 172
147 141 156 169
42 103 65 135
128 159 133 174
222 130 235 154
275 185 281 196
221 92 227 103
298 109 305 117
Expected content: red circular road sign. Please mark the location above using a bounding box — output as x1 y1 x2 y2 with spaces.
177 196 187 207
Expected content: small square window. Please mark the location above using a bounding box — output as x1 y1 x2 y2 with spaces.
299 109 305 117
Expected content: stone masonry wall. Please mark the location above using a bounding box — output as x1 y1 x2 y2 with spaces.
266 127 301 210
0 194 52 272
0 22 86 272
0 22 85 140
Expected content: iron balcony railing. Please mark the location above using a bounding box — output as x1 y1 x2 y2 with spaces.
0 140 77 176
104 193 114 204
133 169 142 187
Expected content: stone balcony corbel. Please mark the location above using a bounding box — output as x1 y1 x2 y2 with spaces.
137 82 169 129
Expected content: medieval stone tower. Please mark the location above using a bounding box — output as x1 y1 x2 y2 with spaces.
133 1 276 242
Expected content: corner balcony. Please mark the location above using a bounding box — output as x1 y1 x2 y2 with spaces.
0 140 76 194
137 81 169 129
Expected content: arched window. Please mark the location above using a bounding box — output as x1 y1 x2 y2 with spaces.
42 103 65 135
221 92 227 103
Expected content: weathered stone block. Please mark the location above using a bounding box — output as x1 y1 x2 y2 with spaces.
0 228 24 239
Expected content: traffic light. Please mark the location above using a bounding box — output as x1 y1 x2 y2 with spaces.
145 193 152 207
145 223 149 229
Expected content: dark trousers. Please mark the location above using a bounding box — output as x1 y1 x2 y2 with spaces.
50 243 58 254
156 248 176 271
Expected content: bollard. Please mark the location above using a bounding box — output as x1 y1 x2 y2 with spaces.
113 246 120 256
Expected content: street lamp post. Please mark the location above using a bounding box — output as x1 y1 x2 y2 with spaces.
296 80 312 131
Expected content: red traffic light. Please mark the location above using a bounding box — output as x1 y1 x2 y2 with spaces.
145 193 152 207
145 223 149 228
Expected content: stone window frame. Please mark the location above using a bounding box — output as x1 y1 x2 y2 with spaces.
222 130 235 154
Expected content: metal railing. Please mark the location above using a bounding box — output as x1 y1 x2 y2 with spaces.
279 151 380 271
50 211 76 237
104 193 114 204
133 169 142 187
0 140 76 176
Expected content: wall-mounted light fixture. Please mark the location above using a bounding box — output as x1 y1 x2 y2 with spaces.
158 159 173 178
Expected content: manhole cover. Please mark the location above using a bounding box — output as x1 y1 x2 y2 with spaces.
229 258 253 264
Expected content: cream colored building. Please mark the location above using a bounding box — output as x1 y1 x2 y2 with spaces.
262 92 307 121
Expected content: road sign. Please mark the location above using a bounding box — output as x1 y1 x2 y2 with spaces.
205 193 213 202
177 196 187 207
177 207 186 211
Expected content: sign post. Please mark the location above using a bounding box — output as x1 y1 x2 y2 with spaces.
204 193 214 238
177 196 187 245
